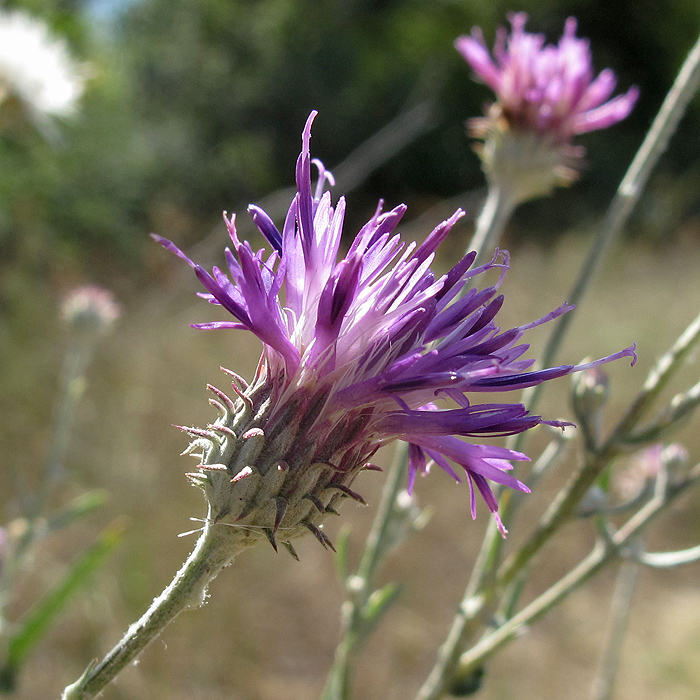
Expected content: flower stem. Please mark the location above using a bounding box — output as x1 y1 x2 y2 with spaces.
13 339 93 568
321 443 408 700
60 515 251 700
591 553 640 700
469 185 516 264
452 462 700 684
443 38 700 683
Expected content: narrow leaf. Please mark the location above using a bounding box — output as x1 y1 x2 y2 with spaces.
4 519 126 678
46 490 109 533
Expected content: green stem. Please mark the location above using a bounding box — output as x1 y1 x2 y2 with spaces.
355 442 409 583
591 554 640 700
497 443 619 590
321 443 408 700
412 184 521 700
13 340 93 567
469 186 517 265
412 585 487 700
60 515 251 700
453 462 700 683
445 36 700 677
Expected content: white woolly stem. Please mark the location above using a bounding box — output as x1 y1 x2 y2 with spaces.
61 514 251 700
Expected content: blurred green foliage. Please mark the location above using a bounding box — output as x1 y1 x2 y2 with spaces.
1 0 699 289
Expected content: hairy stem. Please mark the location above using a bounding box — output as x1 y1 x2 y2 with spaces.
61 515 252 700
469 186 517 265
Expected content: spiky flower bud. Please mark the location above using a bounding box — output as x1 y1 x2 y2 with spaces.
180 370 376 556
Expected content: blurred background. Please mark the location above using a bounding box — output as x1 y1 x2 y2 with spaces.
2 0 700 698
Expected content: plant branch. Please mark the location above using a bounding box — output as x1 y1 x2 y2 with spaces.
60 515 253 700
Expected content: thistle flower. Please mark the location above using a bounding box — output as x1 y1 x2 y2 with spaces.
154 111 635 544
456 13 639 202
0 9 87 131
61 285 121 338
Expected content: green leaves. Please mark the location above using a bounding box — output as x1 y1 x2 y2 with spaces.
0 520 125 694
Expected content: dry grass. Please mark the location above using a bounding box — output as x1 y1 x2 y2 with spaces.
3 230 700 700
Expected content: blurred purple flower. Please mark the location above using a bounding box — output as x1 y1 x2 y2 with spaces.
154 112 635 537
456 13 639 144
455 14 639 202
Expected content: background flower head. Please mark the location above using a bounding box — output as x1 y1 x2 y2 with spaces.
456 13 639 201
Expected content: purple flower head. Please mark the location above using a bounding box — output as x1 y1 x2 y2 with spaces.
455 14 638 201
456 13 639 144
154 111 636 542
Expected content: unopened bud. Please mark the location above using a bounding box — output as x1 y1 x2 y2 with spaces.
571 367 609 450
572 367 609 417
660 443 690 483
614 444 662 502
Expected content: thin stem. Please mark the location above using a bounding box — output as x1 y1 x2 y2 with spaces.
1 337 99 645
497 303 700 592
591 554 640 700
412 185 520 700
497 443 619 590
614 308 700 438
356 442 409 583
415 33 700 700
452 462 700 682
415 380 571 700
459 542 613 677
482 31 700 589
60 516 251 700
469 186 517 264
636 545 700 568
321 443 408 700
13 340 94 566
413 581 487 700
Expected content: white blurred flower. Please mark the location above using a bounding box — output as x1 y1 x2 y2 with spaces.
0 9 87 128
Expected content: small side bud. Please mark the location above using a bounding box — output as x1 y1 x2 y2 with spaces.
571 367 609 451
660 443 690 483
